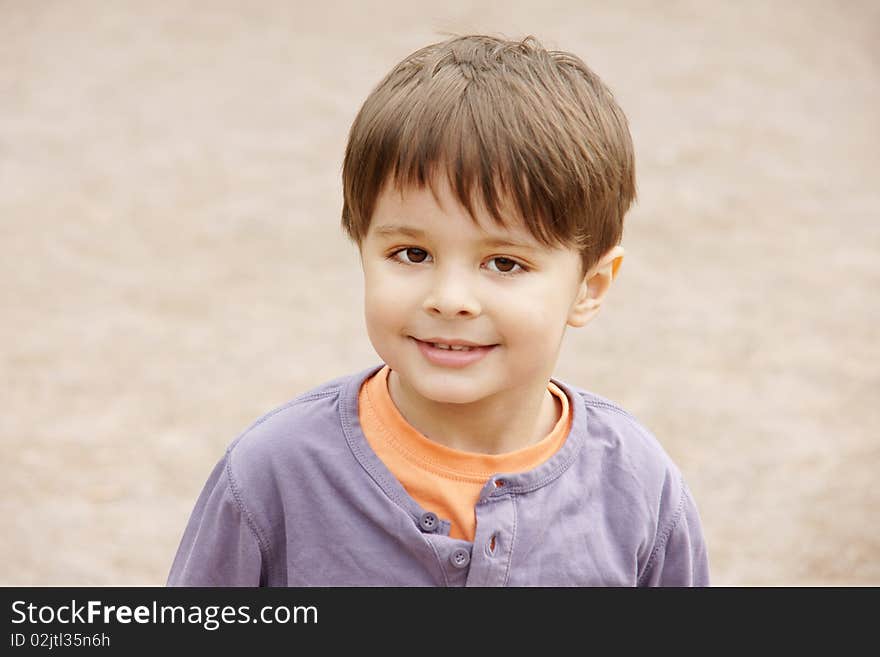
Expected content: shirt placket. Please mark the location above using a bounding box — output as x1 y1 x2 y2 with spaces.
465 478 517 587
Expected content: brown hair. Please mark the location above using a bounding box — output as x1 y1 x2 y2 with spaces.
341 34 636 275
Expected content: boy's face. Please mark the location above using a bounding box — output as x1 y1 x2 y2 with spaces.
359 175 619 406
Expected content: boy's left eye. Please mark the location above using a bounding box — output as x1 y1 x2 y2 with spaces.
487 257 522 274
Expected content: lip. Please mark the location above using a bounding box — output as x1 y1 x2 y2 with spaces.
411 337 498 368
416 337 494 348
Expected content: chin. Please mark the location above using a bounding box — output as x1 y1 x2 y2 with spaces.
406 371 490 405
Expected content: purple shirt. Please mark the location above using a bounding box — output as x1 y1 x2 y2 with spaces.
167 364 709 586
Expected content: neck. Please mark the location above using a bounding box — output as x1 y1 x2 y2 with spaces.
386 369 560 455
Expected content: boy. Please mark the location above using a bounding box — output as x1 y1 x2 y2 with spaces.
168 34 709 586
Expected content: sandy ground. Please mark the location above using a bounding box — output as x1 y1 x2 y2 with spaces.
2 0 878 586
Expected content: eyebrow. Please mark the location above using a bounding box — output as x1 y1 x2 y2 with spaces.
373 224 536 250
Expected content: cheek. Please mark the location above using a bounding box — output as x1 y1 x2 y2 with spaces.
512 308 561 340
363 269 411 325
496 289 570 346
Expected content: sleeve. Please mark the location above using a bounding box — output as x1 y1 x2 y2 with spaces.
166 454 266 587
637 481 710 587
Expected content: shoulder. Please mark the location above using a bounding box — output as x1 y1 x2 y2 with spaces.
571 385 678 479
563 384 705 581
221 369 364 492
564 383 690 530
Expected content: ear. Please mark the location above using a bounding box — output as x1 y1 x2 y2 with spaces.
567 246 625 328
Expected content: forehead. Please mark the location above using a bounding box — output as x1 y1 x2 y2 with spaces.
370 178 539 249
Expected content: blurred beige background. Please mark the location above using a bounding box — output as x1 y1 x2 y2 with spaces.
2 0 878 586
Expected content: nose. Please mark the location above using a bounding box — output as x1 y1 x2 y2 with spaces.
422 265 482 318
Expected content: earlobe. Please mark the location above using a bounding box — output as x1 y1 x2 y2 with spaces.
567 246 624 328
567 297 600 328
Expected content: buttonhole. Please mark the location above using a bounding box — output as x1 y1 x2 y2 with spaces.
488 534 497 555
494 479 505 488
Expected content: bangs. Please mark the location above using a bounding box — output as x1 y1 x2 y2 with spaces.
388 69 575 251
341 35 636 273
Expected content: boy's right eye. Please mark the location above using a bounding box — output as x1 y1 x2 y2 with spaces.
389 247 430 264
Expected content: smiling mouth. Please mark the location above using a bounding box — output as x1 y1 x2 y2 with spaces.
423 342 484 352
411 338 498 351
410 337 498 367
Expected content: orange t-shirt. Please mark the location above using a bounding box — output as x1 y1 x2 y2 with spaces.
358 365 572 541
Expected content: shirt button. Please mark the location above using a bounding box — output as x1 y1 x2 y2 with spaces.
450 547 471 569
418 511 439 533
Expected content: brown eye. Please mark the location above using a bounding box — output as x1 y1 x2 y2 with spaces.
404 248 428 263
492 257 518 273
